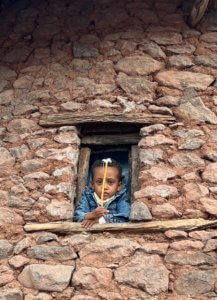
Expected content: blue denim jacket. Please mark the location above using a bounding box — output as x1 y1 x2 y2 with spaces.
73 186 130 223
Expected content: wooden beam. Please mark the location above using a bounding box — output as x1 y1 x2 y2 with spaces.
189 0 209 27
39 112 175 127
75 147 91 205
81 133 140 146
24 219 217 233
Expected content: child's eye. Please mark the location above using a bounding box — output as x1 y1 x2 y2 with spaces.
107 180 115 185
96 180 103 185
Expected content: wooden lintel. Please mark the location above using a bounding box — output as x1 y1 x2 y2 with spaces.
81 133 140 146
39 112 175 127
24 218 217 233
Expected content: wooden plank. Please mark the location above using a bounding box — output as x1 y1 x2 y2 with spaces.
81 133 140 146
189 0 209 26
75 147 91 205
24 218 217 233
39 112 175 127
130 145 140 200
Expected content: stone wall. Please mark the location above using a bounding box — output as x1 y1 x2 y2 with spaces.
0 0 217 299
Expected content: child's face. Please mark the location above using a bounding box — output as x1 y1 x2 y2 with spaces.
91 166 121 200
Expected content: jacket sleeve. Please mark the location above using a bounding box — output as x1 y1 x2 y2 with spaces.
104 195 130 223
73 190 92 222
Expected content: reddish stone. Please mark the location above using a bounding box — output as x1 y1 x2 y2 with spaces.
202 162 217 183
9 255 30 268
138 135 176 148
170 240 204 251
200 197 217 217
152 203 181 219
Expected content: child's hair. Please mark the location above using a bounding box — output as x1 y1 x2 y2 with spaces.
91 158 122 181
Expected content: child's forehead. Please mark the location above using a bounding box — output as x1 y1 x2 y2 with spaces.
93 166 119 176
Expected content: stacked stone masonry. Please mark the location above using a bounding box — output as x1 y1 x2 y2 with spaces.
0 0 217 298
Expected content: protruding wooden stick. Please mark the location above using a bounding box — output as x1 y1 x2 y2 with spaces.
24 219 217 233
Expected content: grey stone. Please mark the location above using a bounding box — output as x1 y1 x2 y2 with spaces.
88 99 119 109
0 147 15 169
3 48 30 63
139 42 166 59
13 104 38 116
61 101 83 111
9 145 29 159
18 264 74 292
195 55 217 69
8 196 35 210
204 239 217 252
21 159 45 173
156 70 214 91
166 44 196 54
174 270 216 296
0 80 9 93
202 163 217 184
173 129 204 139
13 75 34 89
139 185 179 199
169 153 205 168
0 240 13 259
152 203 181 218
130 201 152 221
115 55 164 76
0 288 23 300
0 66 17 81
0 89 14 105
203 151 217 162
7 119 39 134
168 55 194 68
140 124 165 136
115 252 169 295
36 232 58 245
27 245 77 261
155 96 180 107
117 72 156 95
73 41 99 58
24 172 49 181
165 250 217 265
148 32 182 45
71 59 92 72
178 138 205 150
200 32 217 43
46 201 74 220
139 149 163 166
148 105 173 115
14 237 32 255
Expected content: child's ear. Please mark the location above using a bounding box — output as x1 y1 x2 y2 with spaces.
117 181 122 191
91 181 94 188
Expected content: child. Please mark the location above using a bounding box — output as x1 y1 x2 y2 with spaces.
73 158 130 228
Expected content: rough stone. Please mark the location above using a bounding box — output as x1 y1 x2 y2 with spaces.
18 264 74 292
204 239 217 252
46 201 74 220
115 55 164 76
88 99 119 109
140 124 166 136
176 94 217 124
145 166 177 182
9 255 30 268
148 105 173 115
0 207 23 225
183 183 209 201
0 266 14 287
61 101 84 111
137 185 179 199
79 238 140 268
0 240 13 259
27 245 77 261
129 201 152 221
0 147 15 169
165 250 217 265
117 72 156 95
178 138 205 150
166 44 196 54
173 129 204 139
9 145 29 159
174 270 216 296
139 42 166 59
36 232 58 245
115 252 169 295
141 242 169 255
164 230 188 239
21 159 45 173
3 48 30 63
156 70 214 91
72 267 113 290
24 172 49 181
155 96 180 107
0 66 17 81
202 163 217 183
25 293 52 300
14 237 32 255
73 41 99 58
195 55 217 69
54 132 80 144
170 240 204 251
13 104 38 116
139 149 163 166
169 55 194 68
139 135 176 147
13 75 34 89
189 230 217 241
200 197 217 216
7 119 39 134
200 32 217 43
152 203 181 218
169 153 205 168
0 89 14 105
0 289 23 300
148 32 182 45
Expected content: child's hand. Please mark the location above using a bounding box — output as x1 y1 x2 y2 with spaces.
82 219 98 228
92 207 108 219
